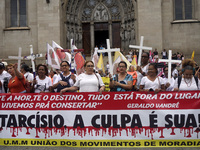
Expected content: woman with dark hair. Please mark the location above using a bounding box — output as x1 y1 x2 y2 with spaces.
53 61 76 92
139 63 165 93
109 61 133 91
60 61 105 94
174 59 200 91
33 64 52 93
20 64 34 83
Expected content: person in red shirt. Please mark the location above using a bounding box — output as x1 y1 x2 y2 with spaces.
7 64 26 93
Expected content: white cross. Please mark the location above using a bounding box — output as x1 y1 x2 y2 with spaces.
159 50 181 81
30 45 36 77
8 47 23 70
97 39 120 75
129 36 152 66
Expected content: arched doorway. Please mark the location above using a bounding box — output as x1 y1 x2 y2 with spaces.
65 0 136 56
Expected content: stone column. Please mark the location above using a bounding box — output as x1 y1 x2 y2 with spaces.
90 21 94 55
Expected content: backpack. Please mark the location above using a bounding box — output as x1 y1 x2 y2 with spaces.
57 73 71 92
178 76 198 88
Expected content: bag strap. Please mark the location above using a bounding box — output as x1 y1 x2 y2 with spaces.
194 76 198 88
115 74 118 82
178 76 182 88
94 73 100 88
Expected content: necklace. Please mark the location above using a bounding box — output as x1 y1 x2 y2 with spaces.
184 78 192 87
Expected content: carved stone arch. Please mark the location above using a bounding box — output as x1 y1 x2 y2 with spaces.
91 3 111 22
64 0 136 54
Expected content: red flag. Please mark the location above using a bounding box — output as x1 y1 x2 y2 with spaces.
74 52 85 75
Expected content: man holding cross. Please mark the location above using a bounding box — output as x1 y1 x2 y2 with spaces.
129 36 152 89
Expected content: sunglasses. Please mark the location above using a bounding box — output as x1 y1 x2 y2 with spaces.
86 65 94 68
62 65 69 67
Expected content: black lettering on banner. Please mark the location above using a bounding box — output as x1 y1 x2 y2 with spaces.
144 141 156 146
54 115 64 128
149 111 157 128
121 114 131 128
41 115 47 128
73 115 85 128
48 115 53 128
185 114 197 128
113 115 120 128
165 114 173 128
36 112 40 128
91 115 100 128
131 114 142 128
174 114 185 128
60 141 77 146
7 115 17 127
18 115 27 127
0 115 8 127
102 115 111 128
199 114 200 127
27 115 35 127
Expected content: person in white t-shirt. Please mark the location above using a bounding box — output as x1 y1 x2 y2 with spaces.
33 64 52 93
139 63 165 93
174 59 200 91
0 62 11 93
20 64 34 82
162 65 175 91
136 52 150 89
60 61 105 95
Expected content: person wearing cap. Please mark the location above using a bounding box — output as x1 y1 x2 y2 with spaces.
0 62 11 93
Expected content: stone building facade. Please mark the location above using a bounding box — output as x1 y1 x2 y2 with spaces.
0 0 200 64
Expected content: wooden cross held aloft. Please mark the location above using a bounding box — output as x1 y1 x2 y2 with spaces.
30 45 36 77
159 50 181 81
8 47 23 70
129 36 152 66
97 39 120 75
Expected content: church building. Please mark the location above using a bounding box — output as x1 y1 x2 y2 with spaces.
0 0 200 63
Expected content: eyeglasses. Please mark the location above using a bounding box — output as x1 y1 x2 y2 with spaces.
119 66 126 68
62 65 69 67
86 65 94 68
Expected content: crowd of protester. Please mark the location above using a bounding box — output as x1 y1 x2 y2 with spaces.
0 49 199 95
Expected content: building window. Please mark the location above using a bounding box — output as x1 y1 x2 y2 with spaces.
175 0 193 20
10 0 27 27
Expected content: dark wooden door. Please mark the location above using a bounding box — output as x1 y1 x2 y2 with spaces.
112 22 121 48
82 23 91 56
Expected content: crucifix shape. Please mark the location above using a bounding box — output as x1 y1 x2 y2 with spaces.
30 45 36 77
129 36 152 66
159 50 181 81
8 47 23 70
97 39 120 75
